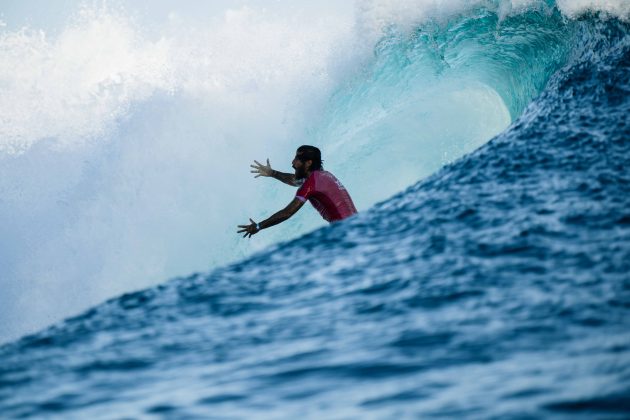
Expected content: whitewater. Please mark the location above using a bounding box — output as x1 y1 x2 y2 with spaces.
1 0 629 418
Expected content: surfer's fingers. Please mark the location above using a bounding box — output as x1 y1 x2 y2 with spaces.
266 158 270 167
254 160 262 167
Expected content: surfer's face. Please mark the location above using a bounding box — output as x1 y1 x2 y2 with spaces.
292 154 311 180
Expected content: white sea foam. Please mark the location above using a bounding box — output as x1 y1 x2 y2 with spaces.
357 0 629 36
558 0 630 20
0 4 350 154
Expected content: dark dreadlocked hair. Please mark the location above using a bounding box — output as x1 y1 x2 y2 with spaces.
296 145 323 171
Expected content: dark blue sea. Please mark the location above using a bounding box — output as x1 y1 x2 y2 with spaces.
1 2 629 419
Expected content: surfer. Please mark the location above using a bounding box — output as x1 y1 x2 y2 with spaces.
237 145 357 238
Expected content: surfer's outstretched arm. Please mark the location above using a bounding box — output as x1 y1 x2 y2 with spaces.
251 159 299 187
237 198 304 238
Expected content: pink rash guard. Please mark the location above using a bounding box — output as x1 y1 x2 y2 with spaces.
295 170 357 223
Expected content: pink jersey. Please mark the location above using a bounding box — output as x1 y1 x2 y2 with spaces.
295 170 357 223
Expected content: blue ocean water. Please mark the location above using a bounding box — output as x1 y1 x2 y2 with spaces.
1 3 629 419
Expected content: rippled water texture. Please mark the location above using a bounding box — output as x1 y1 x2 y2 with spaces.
1 8 629 420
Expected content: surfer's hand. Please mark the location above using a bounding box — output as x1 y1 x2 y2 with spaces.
251 159 273 178
237 218 260 238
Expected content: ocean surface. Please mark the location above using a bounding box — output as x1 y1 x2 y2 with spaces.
1 1 629 418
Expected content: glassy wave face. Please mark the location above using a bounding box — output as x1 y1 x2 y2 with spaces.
1 5 630 420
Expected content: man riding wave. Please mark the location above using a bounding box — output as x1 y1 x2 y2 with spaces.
237 145 357 238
